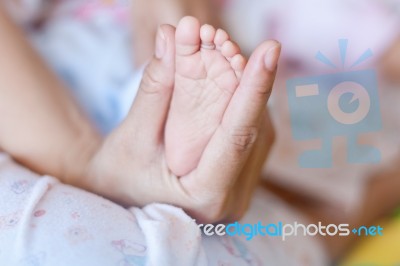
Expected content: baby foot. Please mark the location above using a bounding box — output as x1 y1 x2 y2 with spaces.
165 16 247 176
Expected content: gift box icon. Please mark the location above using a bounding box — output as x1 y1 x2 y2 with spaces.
286 40 382 168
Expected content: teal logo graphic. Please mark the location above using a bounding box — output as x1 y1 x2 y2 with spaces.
351 225 384 237
287 39 382 168
198 220 384 241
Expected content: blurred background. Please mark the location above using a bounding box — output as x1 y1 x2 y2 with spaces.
3 0 400 264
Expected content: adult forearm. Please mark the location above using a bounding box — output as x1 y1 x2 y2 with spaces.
0 8 101 186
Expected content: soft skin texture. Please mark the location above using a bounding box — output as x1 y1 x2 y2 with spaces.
0 8 101 183
165 17 247 176
87 18 281 223
0 10 280 223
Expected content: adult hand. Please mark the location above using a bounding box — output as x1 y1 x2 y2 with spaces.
83 24 280 223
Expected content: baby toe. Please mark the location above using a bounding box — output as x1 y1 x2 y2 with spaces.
214 29 230 50
176 16 201 56
231 54 247 79
221 40 241 59
200 24 217 50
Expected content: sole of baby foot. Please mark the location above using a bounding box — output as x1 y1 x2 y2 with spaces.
165 16 246 176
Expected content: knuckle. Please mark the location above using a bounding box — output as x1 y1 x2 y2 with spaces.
140 68 167 95
247 75 276 98
227 126 259 153
256 84 273 97
244 81 272 97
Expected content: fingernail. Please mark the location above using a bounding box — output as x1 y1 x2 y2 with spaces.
155 27 166 59
264 43 281 71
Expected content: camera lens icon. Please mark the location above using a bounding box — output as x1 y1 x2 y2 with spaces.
287 38 383 168
327 81 371 125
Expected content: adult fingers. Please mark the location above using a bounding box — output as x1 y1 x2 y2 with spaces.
125 25 176 153
182 41 281 222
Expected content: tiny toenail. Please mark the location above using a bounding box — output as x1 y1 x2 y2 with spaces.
264 43 281 71
155 27 166 59
201 42 216 50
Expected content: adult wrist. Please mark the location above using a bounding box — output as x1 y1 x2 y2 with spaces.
61 125 102 190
